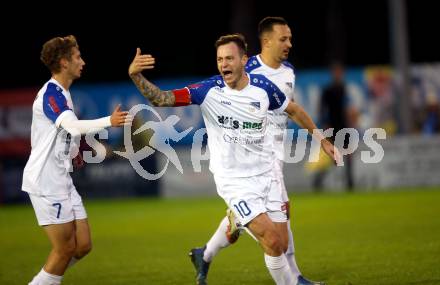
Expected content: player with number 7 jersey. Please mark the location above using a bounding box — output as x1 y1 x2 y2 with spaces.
22 35 129 285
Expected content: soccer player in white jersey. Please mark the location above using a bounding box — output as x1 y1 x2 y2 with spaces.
188 17 328 285
128 34 340 285
22 35 129 285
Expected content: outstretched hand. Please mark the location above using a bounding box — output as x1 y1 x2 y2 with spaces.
322 139 343 166
128 48 155 76
110 104 132 127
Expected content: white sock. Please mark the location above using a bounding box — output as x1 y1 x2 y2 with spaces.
35 268 63 285
28 268 47 285
286 221 301 277
264 254 296 285
28 272 41 285
203 216 231 262
67 257 78 268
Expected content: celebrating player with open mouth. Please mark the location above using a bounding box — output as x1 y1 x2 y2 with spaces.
129 32 340 285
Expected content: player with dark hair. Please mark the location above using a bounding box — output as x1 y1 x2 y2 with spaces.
129 32 339 284
188 17 329 285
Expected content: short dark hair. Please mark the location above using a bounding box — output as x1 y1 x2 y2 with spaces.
40 35 78 73
215 33 248 56
258 17 288 39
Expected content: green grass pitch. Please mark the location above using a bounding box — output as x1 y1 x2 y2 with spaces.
1 188 439 284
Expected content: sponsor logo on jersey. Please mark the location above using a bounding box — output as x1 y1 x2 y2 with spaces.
218 115 240 129
242 121 262 129
286 82 293 88
272 92 282 105
221 100 231 105
215 86 224 93
217 115 263 130
223 134 264 145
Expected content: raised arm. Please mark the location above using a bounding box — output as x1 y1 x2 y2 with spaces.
284 101 342 164
128 48 176 107
59 104 129 135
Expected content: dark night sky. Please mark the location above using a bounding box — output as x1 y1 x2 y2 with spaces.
1 0 438 89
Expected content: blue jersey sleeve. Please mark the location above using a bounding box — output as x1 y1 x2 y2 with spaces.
245 55 261 73
187 76 223 105
268 85 287 111
282 60 295 72
43 83 72 123
249 74 287 111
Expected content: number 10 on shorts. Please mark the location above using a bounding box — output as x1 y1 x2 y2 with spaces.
233 200 251 218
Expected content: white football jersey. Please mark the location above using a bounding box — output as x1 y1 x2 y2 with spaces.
22 78 78 196
246 55 295 161
186 73 288 177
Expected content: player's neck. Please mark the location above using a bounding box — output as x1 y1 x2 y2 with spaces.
52 73 73 90
233 72 249 91
260 52 281 69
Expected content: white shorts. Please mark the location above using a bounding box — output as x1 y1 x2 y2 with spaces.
273 159 289 203
214 170 287 226
29 188 87 226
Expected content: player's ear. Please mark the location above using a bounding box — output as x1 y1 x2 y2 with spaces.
241 54 248 65
60 58 69 70
262 35 271 48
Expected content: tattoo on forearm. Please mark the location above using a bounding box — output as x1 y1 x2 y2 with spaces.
131 74 175 106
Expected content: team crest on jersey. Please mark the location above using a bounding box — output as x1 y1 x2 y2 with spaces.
250 101 260 110
286 82 293 88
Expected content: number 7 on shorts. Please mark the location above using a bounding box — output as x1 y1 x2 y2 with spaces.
52 203 62 219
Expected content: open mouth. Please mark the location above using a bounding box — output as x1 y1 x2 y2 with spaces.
223 70 233 78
